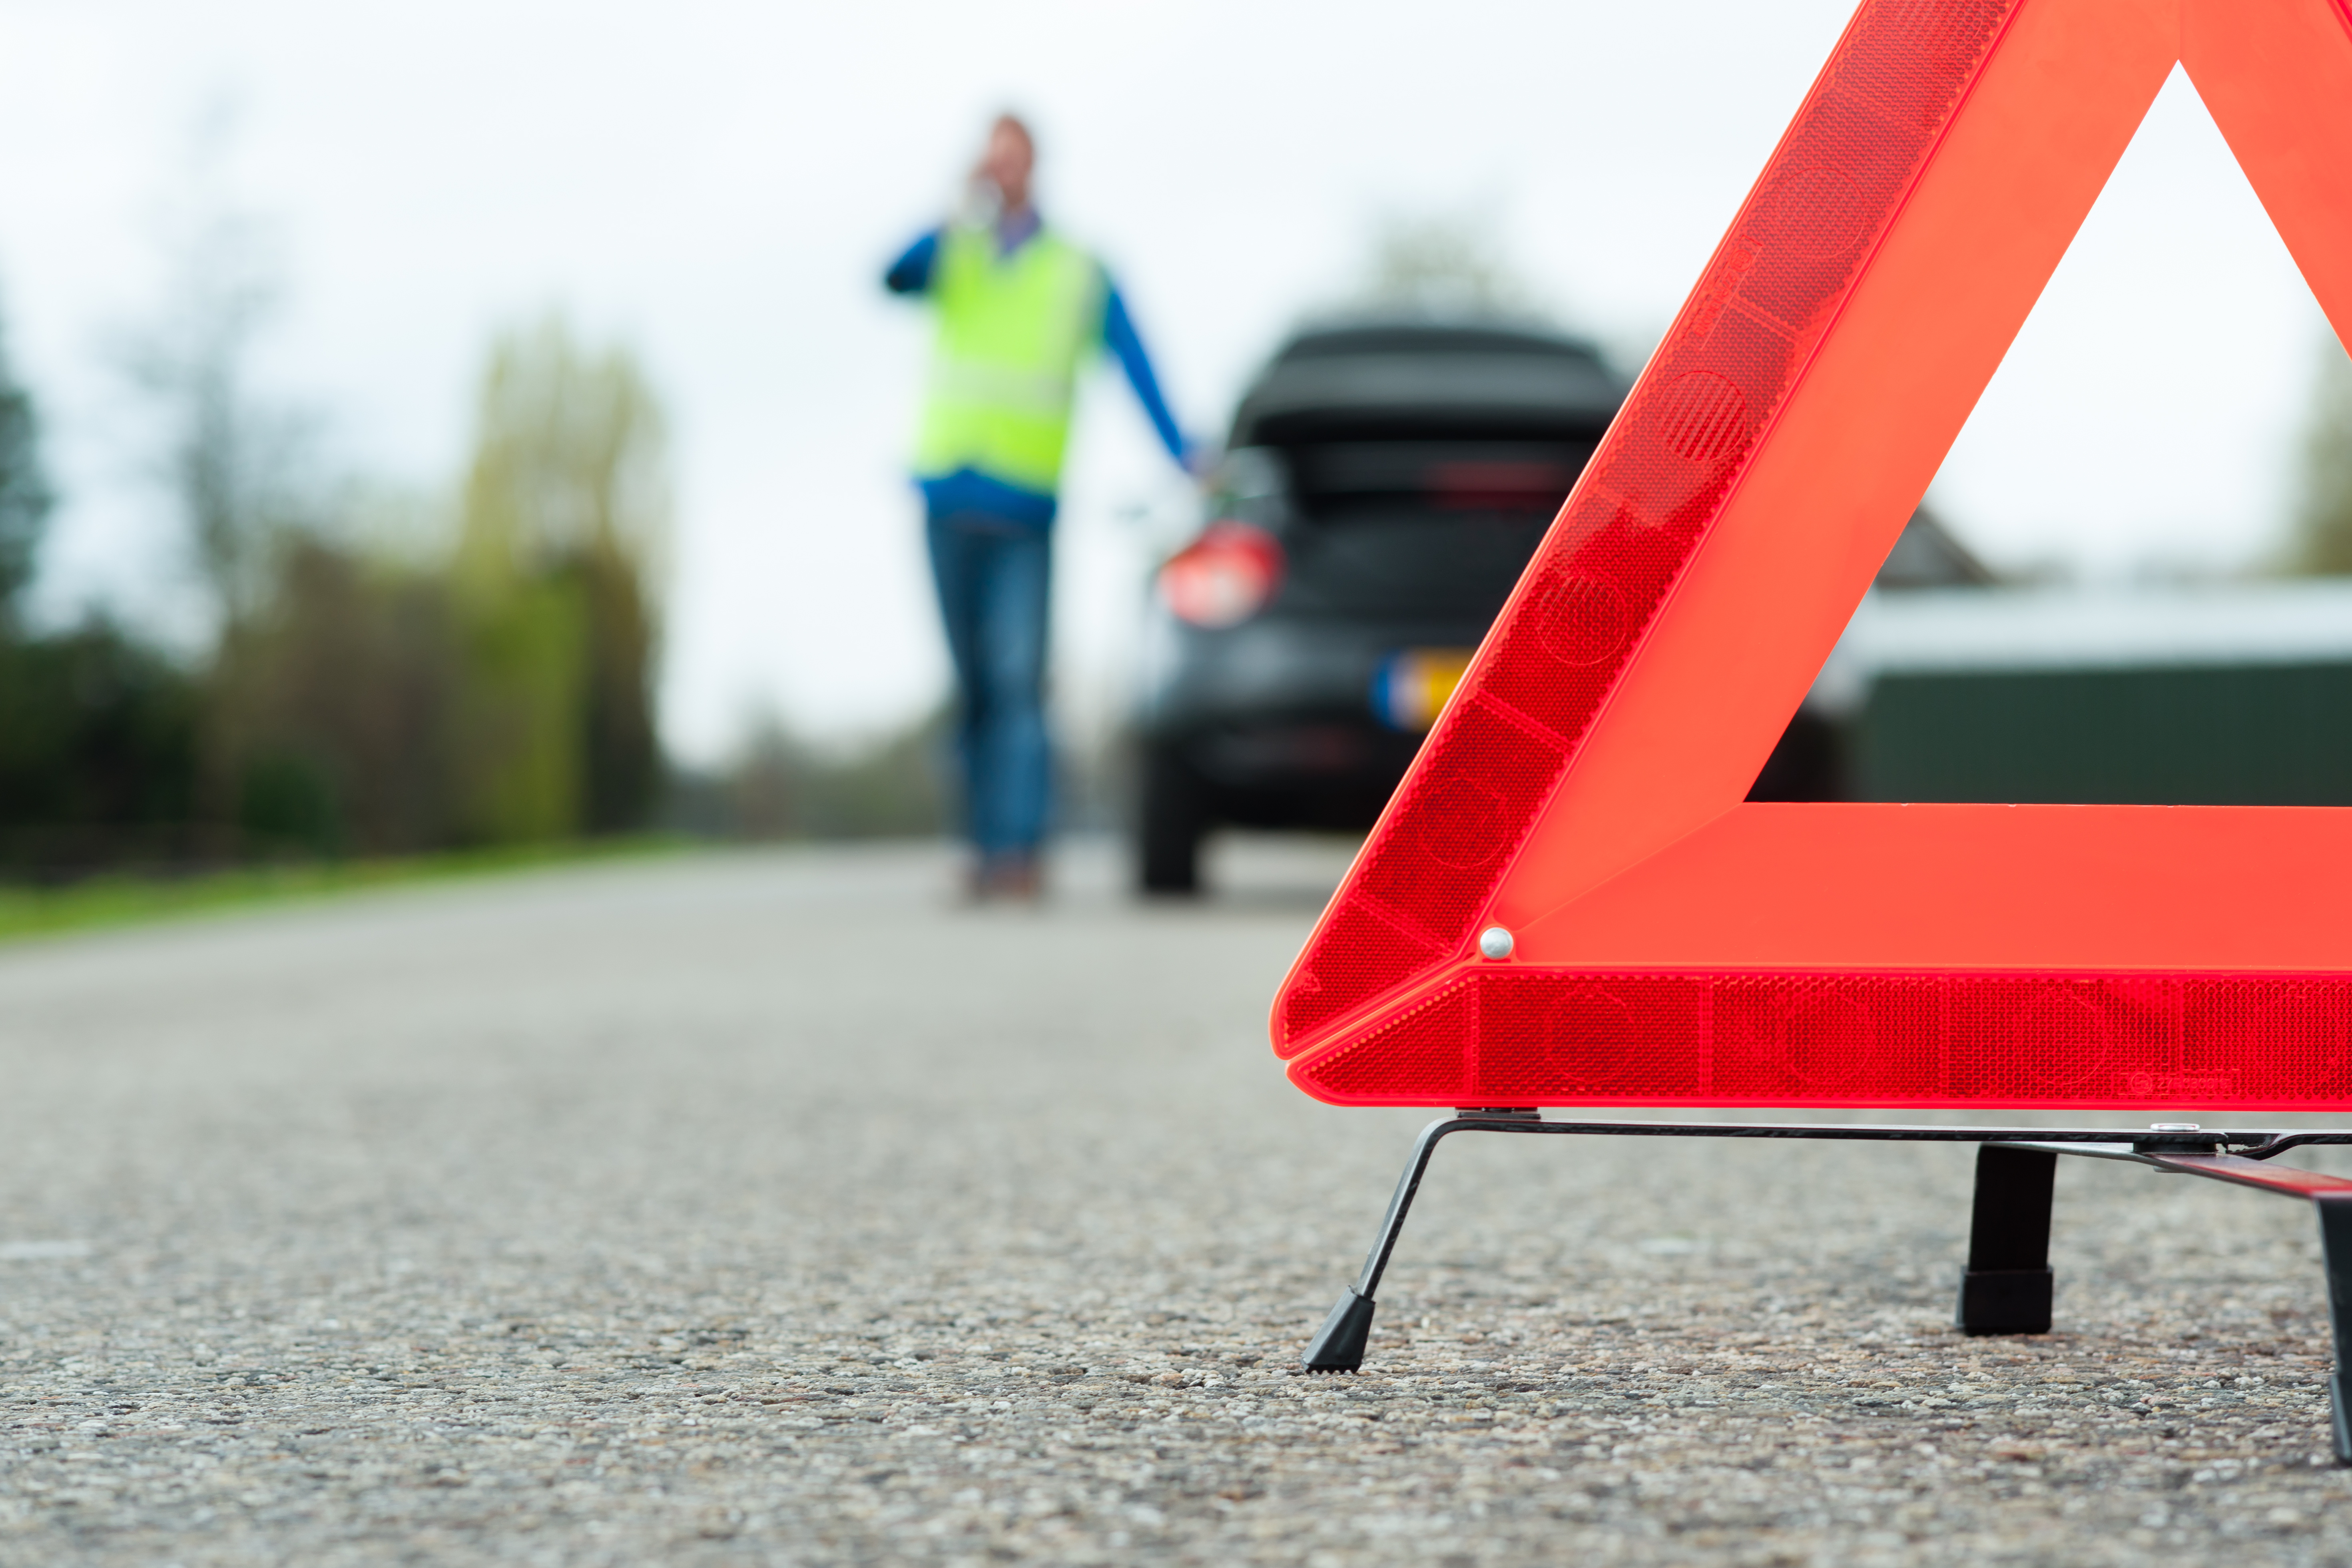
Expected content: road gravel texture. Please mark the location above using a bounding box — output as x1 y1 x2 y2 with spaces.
3 840 2351 1566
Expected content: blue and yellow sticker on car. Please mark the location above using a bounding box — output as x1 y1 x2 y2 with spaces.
1371 649 1475 732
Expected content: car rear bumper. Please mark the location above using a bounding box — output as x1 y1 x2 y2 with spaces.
1134 612 1490 827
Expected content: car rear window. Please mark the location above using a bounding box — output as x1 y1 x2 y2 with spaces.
1228 348 1624 447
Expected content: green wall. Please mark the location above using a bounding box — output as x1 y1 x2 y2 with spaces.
1855 661 2352 805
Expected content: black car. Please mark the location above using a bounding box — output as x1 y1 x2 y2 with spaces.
1130 320 1628 891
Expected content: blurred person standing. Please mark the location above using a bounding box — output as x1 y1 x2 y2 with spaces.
885 113 1194 901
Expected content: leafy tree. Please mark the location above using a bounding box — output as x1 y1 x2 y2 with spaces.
2289 335 2352 576
209 537 464 857
0 317 51 624
454 317 670 839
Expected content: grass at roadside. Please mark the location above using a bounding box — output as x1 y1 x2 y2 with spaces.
0 837 694 946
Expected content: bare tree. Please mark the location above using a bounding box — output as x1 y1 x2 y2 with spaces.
1350 213 1549 323
117 118 315 636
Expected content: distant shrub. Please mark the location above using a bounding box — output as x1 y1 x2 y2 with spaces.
0 305 674 876
668 707 950 842
0 622 203 875
210 537 464 857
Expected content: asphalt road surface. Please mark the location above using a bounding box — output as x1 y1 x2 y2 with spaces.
4 839 2352 1566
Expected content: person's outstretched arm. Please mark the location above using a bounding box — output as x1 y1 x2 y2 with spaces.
1102 281 1191 468
884 230 941 295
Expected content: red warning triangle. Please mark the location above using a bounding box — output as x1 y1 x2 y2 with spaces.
1273 0 2352 1112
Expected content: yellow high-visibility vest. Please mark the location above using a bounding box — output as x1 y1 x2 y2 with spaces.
913 224 1104 495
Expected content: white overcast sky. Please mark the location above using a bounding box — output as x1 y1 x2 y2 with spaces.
0 0 2334 761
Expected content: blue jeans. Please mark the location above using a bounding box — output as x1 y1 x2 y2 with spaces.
925 511 1052 856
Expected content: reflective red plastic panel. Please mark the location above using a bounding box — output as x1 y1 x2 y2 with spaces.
1294 970 2352 1112
1271 0 2352 1112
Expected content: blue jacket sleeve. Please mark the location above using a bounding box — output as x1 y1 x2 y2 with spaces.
1101 281 1189 466
885 230 940 295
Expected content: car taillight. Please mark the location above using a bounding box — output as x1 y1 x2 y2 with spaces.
1156 521 1285 628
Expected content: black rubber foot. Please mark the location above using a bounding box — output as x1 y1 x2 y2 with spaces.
1302 1289 1376 1372
2332 1374 2352 1465
1955 1267 2053 1335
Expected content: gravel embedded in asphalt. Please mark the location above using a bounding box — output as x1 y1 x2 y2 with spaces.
3 839 2351 1565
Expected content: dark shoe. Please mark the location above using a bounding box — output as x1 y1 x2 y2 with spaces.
971 850 1043 903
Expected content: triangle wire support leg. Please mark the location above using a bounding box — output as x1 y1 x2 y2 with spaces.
1300 1110 1539 1373
1299 1118 2352 1420
2017 1140 2352 1466
1296 1112 2224 1373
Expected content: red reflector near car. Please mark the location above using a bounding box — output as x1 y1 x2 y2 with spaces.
1158 521 1285 629
1425 460 1574 511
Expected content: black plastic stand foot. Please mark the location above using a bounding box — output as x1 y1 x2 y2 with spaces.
2331 1374 2352 1465
1955 1267 2053 1334
1302 1289 1375 1372
1957 1144 2057 1335
2314 1195 2352 1463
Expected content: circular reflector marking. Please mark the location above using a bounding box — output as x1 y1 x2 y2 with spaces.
1419 774 1510 871
1657 371 1749 465
2017 988 2113 1093
1538 573 1631 667
1764 165 1872 259
1545 987 1635 1091
1782 990 1878 1092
